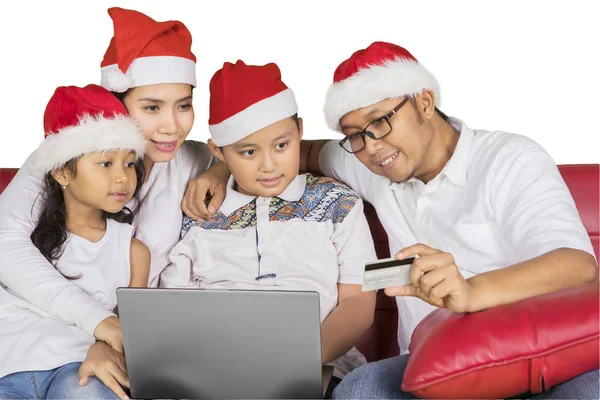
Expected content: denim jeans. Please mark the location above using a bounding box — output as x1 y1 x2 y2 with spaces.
333 354 600 399
0 362 119 399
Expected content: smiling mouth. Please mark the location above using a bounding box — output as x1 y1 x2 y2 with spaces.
258 176 283 187
151 140 177 152
377 151 399 167
110 192 129 200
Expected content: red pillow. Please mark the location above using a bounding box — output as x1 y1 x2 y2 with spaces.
402 283 599 399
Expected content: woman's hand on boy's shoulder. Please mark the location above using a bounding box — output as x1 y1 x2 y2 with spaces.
93 316 124 353
79 341 130 400
182 161 230 220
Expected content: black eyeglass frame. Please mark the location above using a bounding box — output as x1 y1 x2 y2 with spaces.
338 97 410 154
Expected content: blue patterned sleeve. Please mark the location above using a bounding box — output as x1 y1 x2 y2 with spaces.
180 215 203 239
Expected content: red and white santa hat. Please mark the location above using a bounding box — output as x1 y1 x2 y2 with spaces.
324 41 440 131
32 84 147 173
209 60 298 146
100 7 197 93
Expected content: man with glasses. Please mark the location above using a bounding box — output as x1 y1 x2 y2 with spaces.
297 41 598 399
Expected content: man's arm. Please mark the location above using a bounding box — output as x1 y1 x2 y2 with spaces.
386 143 598 312
321 283 376 364
467 248 596 311
388 245 596 313
473 143 598 308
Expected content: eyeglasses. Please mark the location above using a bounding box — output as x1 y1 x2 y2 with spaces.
338 98 409 154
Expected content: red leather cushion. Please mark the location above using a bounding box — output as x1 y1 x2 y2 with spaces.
0 168 18 195
558 165 599 260
402 283 600 398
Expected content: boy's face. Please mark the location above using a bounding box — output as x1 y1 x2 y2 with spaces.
211 117 303 198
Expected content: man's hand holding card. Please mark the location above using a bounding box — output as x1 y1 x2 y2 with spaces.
362 257 416 292
363 243 475 313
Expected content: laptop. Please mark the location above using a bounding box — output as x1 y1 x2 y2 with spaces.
116 288 326 399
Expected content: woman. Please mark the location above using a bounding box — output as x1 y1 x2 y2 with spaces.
0 7 226 399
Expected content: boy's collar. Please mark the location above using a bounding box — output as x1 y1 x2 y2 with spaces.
220 174 306 215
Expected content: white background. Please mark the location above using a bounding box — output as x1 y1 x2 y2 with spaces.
1 0 599 167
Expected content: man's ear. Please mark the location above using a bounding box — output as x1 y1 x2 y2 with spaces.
297 117 304 140
51 167 71 188
207 139 226 163
417 90 437 120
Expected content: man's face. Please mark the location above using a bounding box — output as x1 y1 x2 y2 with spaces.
339 96 434 183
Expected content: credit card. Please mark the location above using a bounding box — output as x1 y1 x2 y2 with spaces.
362 257 415 291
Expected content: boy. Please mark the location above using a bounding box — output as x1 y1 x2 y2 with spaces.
160 60 377 381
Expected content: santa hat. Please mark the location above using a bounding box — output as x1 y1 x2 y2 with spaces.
209 60 298 147
100 7 196 93
32 84 147 173
324 41 440 131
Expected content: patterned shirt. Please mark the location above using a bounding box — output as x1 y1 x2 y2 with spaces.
160 173 377 322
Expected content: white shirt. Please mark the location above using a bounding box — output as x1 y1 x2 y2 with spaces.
160 173 377 378
0 140 214 337
0 219 132 378
134 141 215 286
320 117 595 355
160 173 378 322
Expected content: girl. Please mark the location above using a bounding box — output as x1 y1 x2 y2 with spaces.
0 7 227 399
0 84 149 399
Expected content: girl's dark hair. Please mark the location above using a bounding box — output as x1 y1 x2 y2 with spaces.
30 157 145 275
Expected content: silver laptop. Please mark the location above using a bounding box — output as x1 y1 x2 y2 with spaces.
116 288 324 399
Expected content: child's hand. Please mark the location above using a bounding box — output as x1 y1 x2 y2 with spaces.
79 341 129 400
93 316 124 353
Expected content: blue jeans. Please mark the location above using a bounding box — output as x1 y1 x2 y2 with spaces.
0 362 118 399
333 354 600 399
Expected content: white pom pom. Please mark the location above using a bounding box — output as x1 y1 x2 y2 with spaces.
107 69 133 93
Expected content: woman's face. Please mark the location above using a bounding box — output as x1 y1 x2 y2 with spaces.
123 83 194 164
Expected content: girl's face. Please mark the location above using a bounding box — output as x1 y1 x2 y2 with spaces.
55 150 138 215
123 83 195 164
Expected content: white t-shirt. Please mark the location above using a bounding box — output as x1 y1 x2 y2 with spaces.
0 140 214 337
0 219 132 378
319 117 595 355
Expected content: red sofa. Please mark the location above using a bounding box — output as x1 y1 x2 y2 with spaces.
1 165 599 363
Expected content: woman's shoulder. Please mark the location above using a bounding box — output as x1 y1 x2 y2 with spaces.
175 140 214 167
168 140 216 182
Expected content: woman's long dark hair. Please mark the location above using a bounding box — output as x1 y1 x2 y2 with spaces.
30 158 145 273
